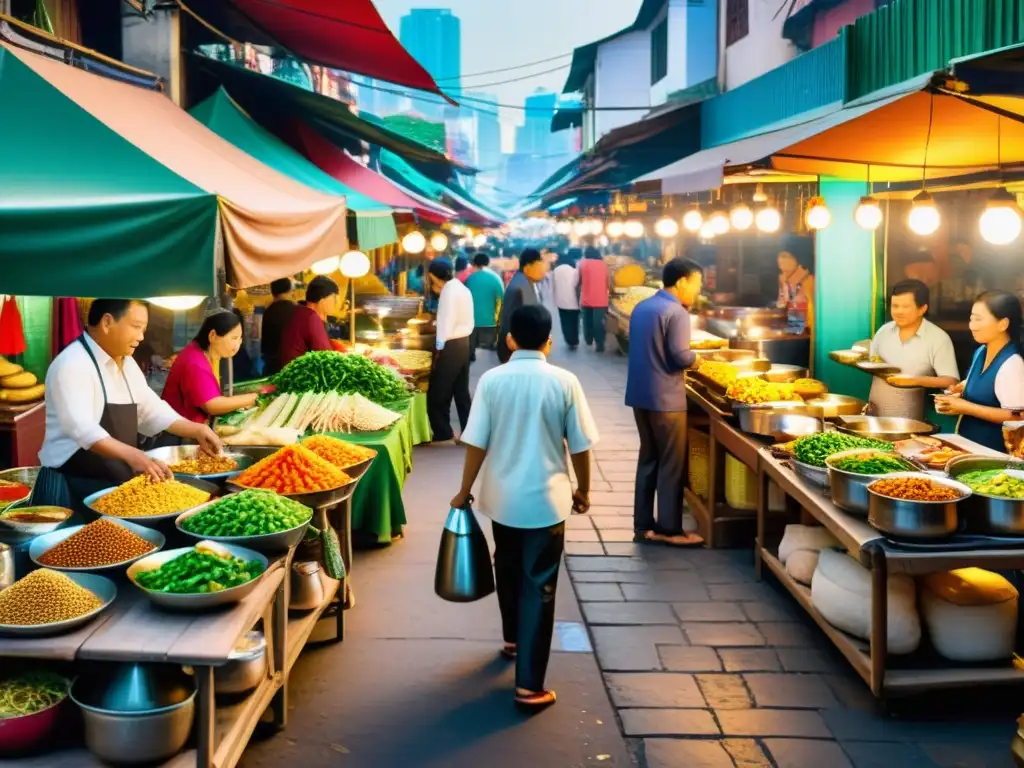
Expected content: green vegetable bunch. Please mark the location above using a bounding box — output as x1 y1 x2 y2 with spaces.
0 670 67 719
273 351 409 405
959 469 1024 499
830 453 910 475
135 551 263 594
182 490 312 538
793 432 893 468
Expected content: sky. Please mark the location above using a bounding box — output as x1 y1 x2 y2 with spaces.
372 0 643 151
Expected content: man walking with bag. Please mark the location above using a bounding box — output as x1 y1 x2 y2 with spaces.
450 305 598 711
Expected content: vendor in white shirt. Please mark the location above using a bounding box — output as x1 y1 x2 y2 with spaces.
867 280 959 421
428 259 475 443
36 299 222 506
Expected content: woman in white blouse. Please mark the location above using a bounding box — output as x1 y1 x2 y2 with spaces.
551 249 582 350
935 291 1024 452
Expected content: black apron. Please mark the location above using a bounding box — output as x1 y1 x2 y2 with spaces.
32 336 140 510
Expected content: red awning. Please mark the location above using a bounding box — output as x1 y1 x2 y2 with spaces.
183 0 455 103
291 121 455 224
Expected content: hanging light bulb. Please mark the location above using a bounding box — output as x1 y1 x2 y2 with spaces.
709 209 730 235
606 220 625 238
587 219 605 236
554 220 571 235
755 206 781 233
339 250 371 278
729 203 754 231
805 196 831 230
572 220 590 237
310 255 341 275
402 231 426 254
598 235 609 246
752 183 768 203
854 196 883 231
682 208 703 232
908 191 940 236
147 296 207 311
473 233 488 248
980 188 1022 245
654 216 679 239
698 221 716 240
624 220 645 239
430 232 449 252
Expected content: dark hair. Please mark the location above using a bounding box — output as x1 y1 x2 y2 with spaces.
662 258 703 289
193 310 242 351
519 248 542 270
88 299 144 327
510 304 552 351
567 247 583 265
976 290 1024 352
305 276 339 305
270 278 293 297
472 252 490 268
584 246 602 261
428 259 454 281
556 250 575 268
454 255 469 273
890 279 930 308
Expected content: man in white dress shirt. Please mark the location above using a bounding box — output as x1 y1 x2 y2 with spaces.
36 299 221 507
428 259 475 443
450 304 598 711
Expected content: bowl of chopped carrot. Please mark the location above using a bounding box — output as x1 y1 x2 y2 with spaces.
227 445 358 508
300 435 378 479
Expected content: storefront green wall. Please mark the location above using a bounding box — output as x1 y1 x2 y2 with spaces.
814 179 873 400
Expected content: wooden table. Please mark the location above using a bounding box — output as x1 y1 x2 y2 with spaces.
0 401 45 467
756 440 1024 698
684 382 763 548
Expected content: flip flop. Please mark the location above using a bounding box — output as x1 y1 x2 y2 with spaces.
514 689 556 711
634 530 704 548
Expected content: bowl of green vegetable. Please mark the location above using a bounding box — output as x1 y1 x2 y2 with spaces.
175 490 313 552
947 455 1024 535
791 432 895 488
126 542 269 610
0 669 69 755
826 449 916 515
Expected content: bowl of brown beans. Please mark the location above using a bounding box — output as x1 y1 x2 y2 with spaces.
866 472 972 539
29 518 165 573
84 476 219 527
0 569 117 637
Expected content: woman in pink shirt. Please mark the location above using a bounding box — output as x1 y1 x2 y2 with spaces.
577 246 610 353
163 311 259 425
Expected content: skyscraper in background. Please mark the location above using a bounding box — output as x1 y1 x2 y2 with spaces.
516 89 557 156
467 93 501 175
399 9 461 119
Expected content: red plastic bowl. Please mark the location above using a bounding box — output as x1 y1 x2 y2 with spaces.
0 697 66 755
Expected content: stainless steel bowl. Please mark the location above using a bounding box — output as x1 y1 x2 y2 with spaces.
144 445 254 481
736 403 820 440
175 497 312 553
84 477 219 527
29 518 165 572
225 453 374 509
791 459 830 489
763 365 808 383
0 572 117 637
802 394 866 419
71 664 195 766
0 505 72 537
127 545 269 610
856 361 902 376
836 416 937 442
826 449 914 516
946 455 1024 535
867 472 970 539
214 631 267 697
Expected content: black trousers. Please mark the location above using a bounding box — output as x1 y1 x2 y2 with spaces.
469 326 498 361
557 309 581 348
492 520 565 692
633 408 688 534
427 336 471 441
581 306 607 350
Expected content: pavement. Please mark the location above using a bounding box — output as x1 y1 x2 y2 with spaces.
242 330 1020 768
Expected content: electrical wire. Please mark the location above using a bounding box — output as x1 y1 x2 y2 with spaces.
432 52 573 82
431 63 571 90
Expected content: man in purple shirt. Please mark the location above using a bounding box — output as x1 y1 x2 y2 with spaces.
625 258 705 547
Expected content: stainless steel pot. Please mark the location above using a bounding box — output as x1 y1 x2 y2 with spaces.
763 365 808 383
826 449 913 516
290 561 326 611
946 455 1024 535
802 394 866 419
215 631 267 697
735 404 820 440
791 459 830 489
836 416 937 442
866 472 970 539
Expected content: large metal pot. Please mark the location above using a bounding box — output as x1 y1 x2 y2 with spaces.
763 365 808 384
735 403 819 441
836 416 937 442
826 449 913 516
866 472 970 539
802 394 866 419
215 631 267 697
946 455 1024 535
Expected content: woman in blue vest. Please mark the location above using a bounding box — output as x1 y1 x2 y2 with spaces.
935 291 1024 452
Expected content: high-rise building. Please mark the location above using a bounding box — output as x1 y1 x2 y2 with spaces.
466 92 502 175
516 89 557 156
399 9 461 118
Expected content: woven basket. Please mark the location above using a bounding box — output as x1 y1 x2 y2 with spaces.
725 453 758 511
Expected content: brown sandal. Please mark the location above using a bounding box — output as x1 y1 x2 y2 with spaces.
634 530 704 548
514 689 556 711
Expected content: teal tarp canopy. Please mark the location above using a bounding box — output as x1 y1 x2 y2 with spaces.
190 89 398 251
0 45 218 297
379 150 505 226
